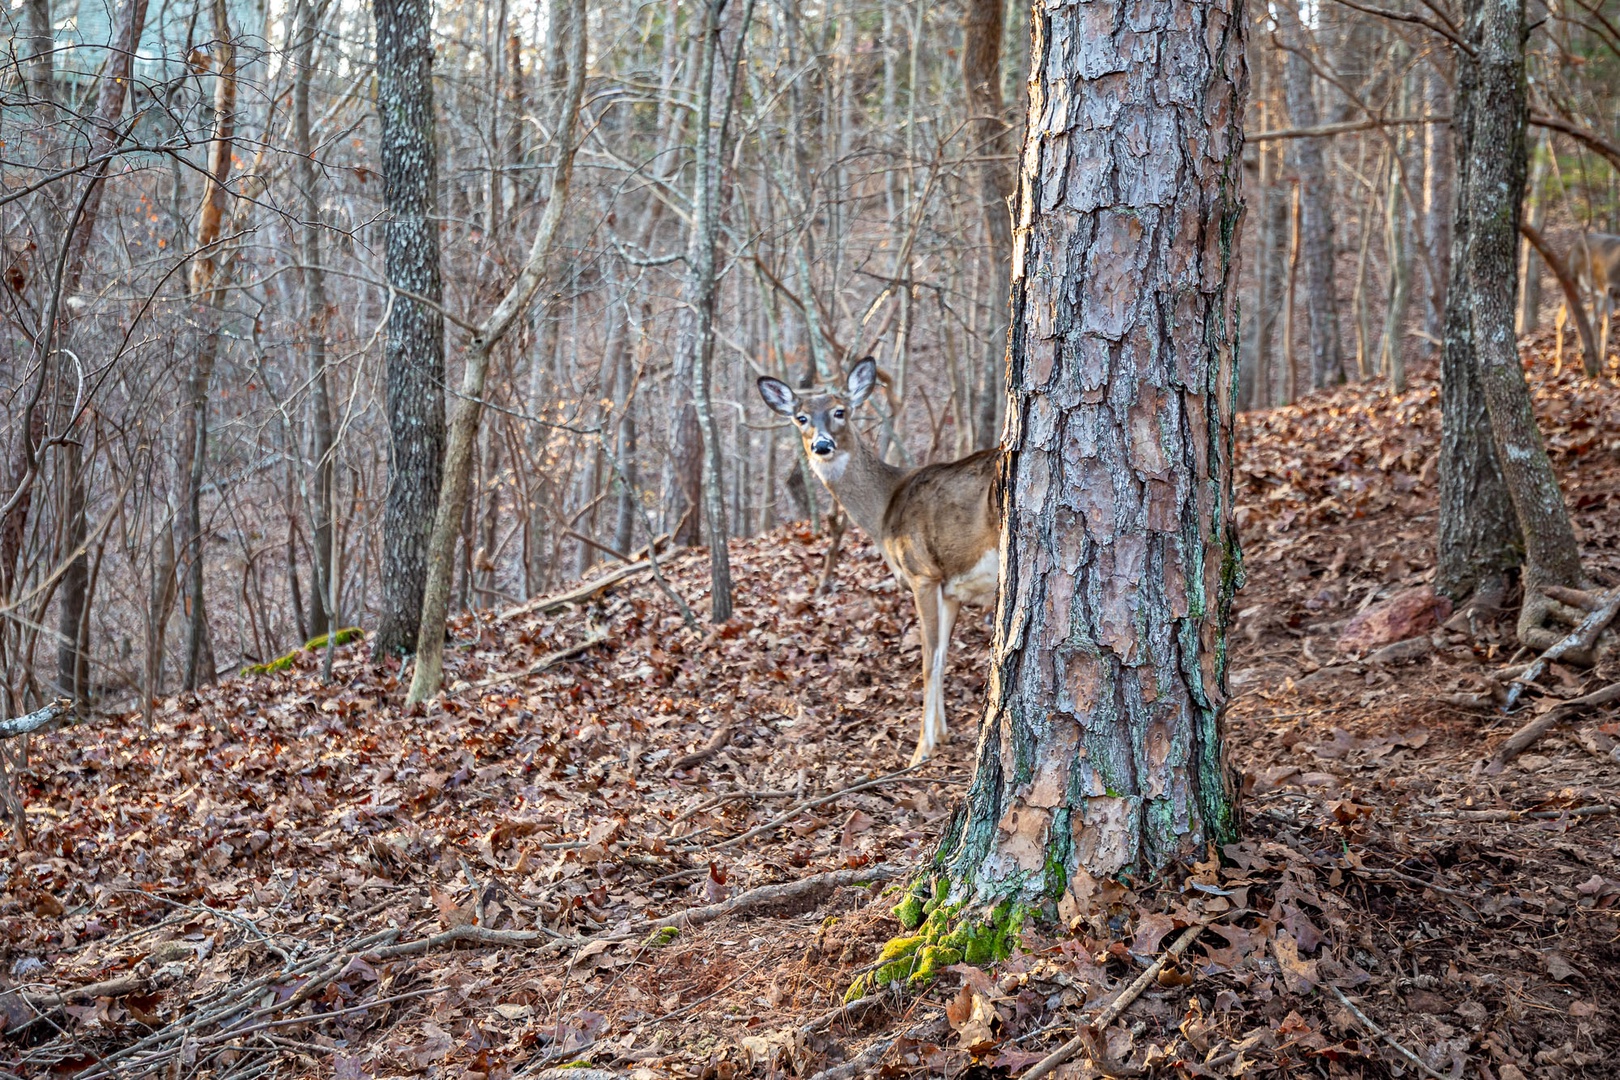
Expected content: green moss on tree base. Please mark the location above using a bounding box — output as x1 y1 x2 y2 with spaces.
243 627 365 676
848 877 1023 1001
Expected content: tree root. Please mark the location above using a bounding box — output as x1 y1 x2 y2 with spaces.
1506 587 1620 710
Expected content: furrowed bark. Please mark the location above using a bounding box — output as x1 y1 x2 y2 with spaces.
1436 17 1521 603
372 0 448 659
940 0 1244 907
1464 0 1584 614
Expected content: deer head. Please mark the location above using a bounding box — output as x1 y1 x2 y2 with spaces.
757 357 879 467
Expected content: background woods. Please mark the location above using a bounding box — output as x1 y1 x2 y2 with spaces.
1 0 1617 710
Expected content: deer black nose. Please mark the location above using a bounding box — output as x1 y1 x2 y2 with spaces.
812 438 835 456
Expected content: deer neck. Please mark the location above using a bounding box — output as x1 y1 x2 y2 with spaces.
809 430 906 541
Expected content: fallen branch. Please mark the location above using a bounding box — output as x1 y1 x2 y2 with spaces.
1503 589 1620 711
691 766 927 852
1487 680 1620 772
1442 804 1617 823
1329 984 1456 1080
19 971 148 1010
494 562 651 624
466 632 608 690
644 864 904 932
1247 115 1448 141
1021 924 1204 1080
0 698 74 739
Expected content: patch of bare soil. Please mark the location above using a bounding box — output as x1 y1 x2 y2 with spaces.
1 343 1618 1080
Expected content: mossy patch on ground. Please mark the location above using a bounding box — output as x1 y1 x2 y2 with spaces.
844 876 1023 1001
243 627 365 676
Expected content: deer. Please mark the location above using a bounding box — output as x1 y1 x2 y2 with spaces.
1555 231 1620 371
758 358 1000 765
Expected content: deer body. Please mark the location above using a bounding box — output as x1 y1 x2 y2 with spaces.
1557 232 1620 369
760 359 999 764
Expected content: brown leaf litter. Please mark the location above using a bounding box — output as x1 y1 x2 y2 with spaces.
1 346 1618 1079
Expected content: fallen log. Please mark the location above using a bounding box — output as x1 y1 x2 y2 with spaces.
0 698 74 739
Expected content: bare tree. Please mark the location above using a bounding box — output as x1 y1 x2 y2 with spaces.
372 0 448 659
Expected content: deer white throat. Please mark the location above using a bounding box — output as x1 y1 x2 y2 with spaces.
808 450 850 485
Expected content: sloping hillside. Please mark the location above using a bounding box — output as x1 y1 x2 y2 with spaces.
3 347 1618 1080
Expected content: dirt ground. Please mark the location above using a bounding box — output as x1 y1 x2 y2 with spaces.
1 341 1618 1080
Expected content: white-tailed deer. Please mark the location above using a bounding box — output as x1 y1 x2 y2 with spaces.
1556 231 1620 371
758 358 1000 765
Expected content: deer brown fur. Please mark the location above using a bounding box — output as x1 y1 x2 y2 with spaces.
758 358 1000 764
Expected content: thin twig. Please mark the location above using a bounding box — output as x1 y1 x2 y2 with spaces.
1020 924 1204 1080
1329 984 1457 1080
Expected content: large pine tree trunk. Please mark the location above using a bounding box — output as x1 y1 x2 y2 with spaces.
372 0 447 658
1276 8 1343 390
939 0 1244 910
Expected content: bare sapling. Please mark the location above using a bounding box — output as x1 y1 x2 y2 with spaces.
758 358 999 765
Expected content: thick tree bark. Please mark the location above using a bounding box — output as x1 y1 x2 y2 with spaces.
939 0 1244 907
372 0 447 658
1464 0 1585 642
964 0 1013 449
1436 32 1520 603
1276 8 1343 389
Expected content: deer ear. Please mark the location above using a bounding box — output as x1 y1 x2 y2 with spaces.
757 377 799 416
847 357 878 408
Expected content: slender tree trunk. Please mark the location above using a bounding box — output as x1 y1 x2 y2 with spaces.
964 0 1012 449
56 439 88 706
372 0 448 658
406 0 586 703
1277 9 1343 389
1516 135 1548 335
937 0 1244 909
1463 0 1585 644
1421 60 1452 345
25 0 52 100
1437 27 1521 603
294 0 335 641
1380 140 1411 392
177 0 237 690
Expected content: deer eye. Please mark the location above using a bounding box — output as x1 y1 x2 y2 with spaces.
794 415 808 425
832 408 845 420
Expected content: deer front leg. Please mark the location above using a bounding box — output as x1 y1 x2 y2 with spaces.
1555 301 1567 375
910 582 943 766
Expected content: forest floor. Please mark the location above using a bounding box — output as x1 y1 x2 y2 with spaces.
3 340 1620 1080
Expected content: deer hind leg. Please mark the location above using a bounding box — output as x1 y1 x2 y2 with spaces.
910 582 945 766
